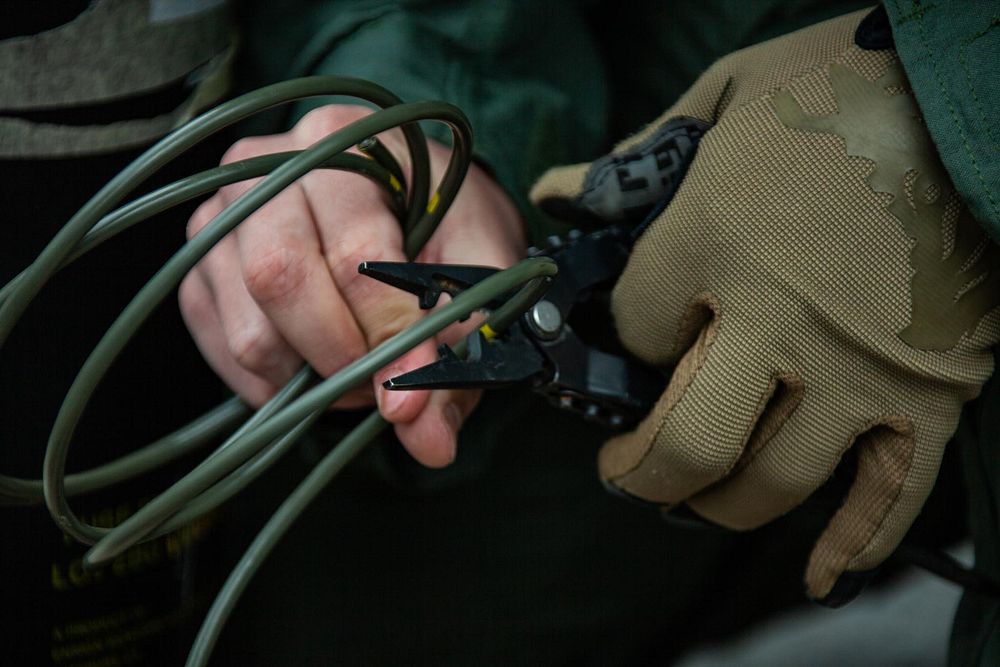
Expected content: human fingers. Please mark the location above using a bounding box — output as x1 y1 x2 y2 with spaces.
393 385 483 468
178 268 279 407
184 192 306 400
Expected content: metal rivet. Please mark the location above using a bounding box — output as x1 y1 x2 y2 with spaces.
529 300 562 338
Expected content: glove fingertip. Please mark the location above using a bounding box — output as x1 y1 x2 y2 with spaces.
529 164 592 217
804 419 921 602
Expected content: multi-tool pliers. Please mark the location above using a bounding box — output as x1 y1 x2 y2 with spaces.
358 226 666 429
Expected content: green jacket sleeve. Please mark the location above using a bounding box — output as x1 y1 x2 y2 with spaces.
237 0 610 240
885 1 1000 238
885 6 1000 665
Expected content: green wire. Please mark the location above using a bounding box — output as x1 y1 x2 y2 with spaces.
0 397 250 506
43 101 473 549
81 255 553 568
184 261 556 667
3 77 430 508
358 136 408 196
0 77 430 349
0 153 402 505
186 411 383 667
3 75 556 667
85 151 406 263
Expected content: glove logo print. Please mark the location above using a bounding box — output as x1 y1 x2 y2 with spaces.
772 61 1000 351
580 118 710 223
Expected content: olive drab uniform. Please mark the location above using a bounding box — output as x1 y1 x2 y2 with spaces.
1 2 235 665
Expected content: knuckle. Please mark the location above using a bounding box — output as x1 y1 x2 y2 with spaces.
327 239 377 294
327 229 399 293
227 323 282 375
242 245 311 306
327 238 418 348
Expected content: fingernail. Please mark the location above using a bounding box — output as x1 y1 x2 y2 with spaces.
377 374 406 418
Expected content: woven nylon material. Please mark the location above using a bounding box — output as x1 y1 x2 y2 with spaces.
611 9 869 157
603 324 781 504
687 399 861 530
941 194 961 260
724 372 807 481
685 365 955 533
779 44 899 119
805 421 918 598
598 298 719 481
608 42 1000 582
839 46 900 85
528 11 876 220
528 162 590 207
615 89 999 383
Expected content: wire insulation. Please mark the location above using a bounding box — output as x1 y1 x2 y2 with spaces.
2 76 556 667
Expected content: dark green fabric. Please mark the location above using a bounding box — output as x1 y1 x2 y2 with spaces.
585 0 871 140
237 1 609 240
236 0 874 243
950 362 1000 667
884 4 1000 664
885 1 1000 238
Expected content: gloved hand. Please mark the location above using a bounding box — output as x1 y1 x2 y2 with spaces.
530 9 1000 603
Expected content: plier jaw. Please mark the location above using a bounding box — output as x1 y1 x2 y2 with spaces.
359 227 666 429
357 262 504 311
383 328 549 390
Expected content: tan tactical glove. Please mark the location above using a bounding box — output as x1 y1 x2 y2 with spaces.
531 8 1000 603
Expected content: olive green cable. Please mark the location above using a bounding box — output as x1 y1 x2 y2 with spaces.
151 365 318 537
185 261 557 667
0 77 430 351
358 136 408 195
3 77 428 508
0 397 250 506
74 103 470 565
43 102 473 553
84 260 553 572
0 152 400 504
0 140 407 310
0 153 402 505
187 411 383 667
84 151 406 264
4 75 552 667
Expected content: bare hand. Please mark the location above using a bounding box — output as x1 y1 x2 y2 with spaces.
179 105 525 467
